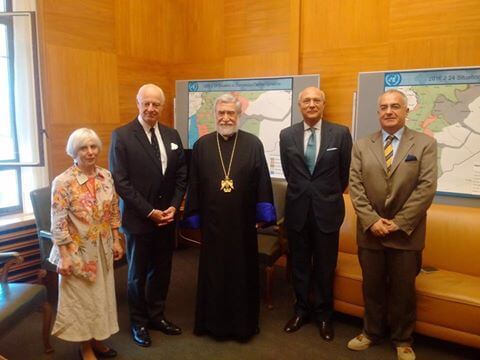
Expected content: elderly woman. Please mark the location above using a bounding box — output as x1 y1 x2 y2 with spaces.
49 128 124 360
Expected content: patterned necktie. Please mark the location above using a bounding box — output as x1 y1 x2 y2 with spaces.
150 127 161 161
384 134 395 174
304 127 316 174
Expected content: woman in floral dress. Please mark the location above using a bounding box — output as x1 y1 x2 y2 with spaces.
49 128 124 359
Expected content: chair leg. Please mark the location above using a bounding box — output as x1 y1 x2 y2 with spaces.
265 265 275 310
42 301 54 353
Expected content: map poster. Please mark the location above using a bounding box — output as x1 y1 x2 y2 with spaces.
188 78 293 179
385 68 480 197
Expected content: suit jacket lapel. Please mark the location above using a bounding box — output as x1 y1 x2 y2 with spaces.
312 121 331 176
132 119 164 173
390 127 414 175
369 131 388 173
292 122 310 175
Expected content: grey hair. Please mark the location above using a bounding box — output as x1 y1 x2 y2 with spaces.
213 94 242 115
66 128 102 158
297 87 326 102
378 89 408 107
136 83 165 105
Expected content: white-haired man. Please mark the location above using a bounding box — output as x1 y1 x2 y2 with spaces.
109 84 187 347
183 93 275 342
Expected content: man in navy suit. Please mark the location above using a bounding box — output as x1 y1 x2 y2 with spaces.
280 86 352 341
109 84 187 347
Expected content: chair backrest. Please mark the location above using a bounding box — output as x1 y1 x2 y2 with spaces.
30 187 55 271
271 180 287 222
30 187 51 233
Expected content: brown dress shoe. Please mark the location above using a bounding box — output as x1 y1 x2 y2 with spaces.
318 320 334 341
284 315 308 333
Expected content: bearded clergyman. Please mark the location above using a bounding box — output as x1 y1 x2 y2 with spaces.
183 93 275 342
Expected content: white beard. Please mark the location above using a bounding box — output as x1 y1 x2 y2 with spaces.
217 124 238 137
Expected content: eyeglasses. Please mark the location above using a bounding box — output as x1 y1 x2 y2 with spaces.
301 98 323 106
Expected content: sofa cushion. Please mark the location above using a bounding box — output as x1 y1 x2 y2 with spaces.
334 252 480 337
416 270 480 335
334 252 363 308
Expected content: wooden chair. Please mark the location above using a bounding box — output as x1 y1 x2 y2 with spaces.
257 179 288 309
30 187 58 304
0 251 53 354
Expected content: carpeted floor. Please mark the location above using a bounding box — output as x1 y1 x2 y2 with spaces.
0 245 478 359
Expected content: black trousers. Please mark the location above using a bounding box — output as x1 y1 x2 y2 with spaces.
287 210 339 322
125 225 175 326
358 247 422 347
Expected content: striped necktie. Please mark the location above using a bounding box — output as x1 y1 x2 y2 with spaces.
304 127 316 174
384 134 395 174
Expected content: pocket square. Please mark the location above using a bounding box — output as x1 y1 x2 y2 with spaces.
326 147 338 151
405 154 417 161
170 142 179 150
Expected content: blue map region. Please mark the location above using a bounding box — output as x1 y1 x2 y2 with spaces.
188 114 199 148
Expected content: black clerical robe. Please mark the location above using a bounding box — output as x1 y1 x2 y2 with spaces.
184 130 275 341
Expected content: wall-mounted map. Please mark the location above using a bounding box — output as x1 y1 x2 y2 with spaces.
175 75 320 179
356 67 480 199
385 69 480 197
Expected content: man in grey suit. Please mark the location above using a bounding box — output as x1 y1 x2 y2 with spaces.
280 87 352 341
347 89 437 360
109 84 187 347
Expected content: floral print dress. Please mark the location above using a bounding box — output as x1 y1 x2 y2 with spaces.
49 165 121 341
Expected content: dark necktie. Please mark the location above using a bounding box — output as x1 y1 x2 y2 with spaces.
304 127 316 174
384 134 395 174
150 127 161 161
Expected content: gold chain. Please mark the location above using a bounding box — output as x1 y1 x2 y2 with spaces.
216 131 238 192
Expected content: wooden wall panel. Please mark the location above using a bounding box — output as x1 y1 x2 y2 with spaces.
301 0 389 52
116 57 171 125
225 51 291 78
41 0 115 51
43 44 119 126
225 0 291 57
389 35 480 70
184 0 225 62
389 0 480 39
169 61 224 82
115 0 188 63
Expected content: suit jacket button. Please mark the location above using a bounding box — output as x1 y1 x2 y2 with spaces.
158 195 162 199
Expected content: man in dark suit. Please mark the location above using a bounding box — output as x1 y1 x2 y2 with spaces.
109 84 187 347
347 89 437 360
280 86 352 341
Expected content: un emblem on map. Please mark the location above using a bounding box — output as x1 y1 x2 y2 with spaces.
188 82 199 92
385 73 402 87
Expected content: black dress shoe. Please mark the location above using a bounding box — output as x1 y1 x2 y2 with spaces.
149 318 182 335
131 325 152 347
318 320 334 341
92 347 118 358
284 315 308 333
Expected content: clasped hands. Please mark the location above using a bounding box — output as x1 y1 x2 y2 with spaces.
149 206 176 226
369 218 399 237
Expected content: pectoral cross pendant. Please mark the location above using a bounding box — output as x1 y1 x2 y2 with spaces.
220 176 234 193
